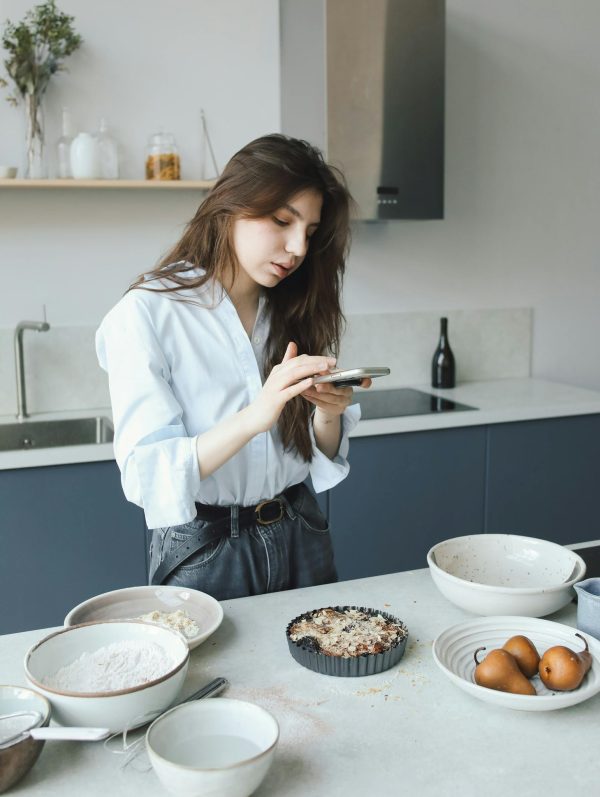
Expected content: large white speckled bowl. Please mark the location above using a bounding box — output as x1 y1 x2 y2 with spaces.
427 534 586 617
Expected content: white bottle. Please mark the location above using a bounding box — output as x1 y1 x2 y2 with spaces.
96 118 119 179
56 107 73 178
70 133 102 179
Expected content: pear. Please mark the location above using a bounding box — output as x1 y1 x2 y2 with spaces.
502 635 540 678
538 633 593 691
473 647 537 695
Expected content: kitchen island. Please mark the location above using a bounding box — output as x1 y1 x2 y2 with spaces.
0 569 596 796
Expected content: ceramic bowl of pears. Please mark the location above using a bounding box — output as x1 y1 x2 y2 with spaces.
432 615 600 711
427 534 586 617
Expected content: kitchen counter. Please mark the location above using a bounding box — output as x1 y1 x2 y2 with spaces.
0 568 597 797
351 377 600 437
2 378 600 469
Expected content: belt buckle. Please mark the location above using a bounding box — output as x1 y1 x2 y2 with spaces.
255 498 284 525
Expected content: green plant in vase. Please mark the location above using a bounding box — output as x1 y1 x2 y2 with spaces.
0 0 82 178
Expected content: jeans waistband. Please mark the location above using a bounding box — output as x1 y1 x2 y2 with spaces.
194 482 302 538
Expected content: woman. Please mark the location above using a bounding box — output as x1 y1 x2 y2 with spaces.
96 134 370 600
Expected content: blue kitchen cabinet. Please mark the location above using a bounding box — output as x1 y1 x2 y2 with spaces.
484 414 600 545
328 426 488 580
0 461 147 634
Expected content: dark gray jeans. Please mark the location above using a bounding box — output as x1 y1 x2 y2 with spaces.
148 483 337 600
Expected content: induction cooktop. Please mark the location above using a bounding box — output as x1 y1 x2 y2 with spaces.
351 388 477 420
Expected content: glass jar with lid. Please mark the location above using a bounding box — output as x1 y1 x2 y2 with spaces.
145 131 181 180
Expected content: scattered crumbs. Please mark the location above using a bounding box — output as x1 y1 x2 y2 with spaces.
226 685 331 750
354 686 383 696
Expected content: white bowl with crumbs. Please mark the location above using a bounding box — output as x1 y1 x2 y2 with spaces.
64 585 224 649
24 620 189 732
427 534 586 617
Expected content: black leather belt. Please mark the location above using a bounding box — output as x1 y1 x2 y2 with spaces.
150 483 302 586
194 482 301 526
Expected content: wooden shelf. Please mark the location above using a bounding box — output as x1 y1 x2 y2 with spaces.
0 178 216 190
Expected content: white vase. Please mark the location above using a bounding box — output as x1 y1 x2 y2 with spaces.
70 133 101 179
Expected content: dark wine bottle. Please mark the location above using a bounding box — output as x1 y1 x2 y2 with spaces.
431 317 455 388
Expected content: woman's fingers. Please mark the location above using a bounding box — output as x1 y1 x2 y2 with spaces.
277 358 335 386
281 341 297 363
282 376 315 401
302 383 352 413
315 383 353 399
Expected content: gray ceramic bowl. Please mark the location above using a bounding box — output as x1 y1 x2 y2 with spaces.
0 685 51 793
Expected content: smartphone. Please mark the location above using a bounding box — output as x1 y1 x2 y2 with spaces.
313 367 390 387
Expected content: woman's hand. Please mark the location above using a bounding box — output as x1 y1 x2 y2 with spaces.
302 378 373 419
304 377 372 460
248 342 336 434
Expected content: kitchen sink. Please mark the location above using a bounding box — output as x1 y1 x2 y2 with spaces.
0 416 114 452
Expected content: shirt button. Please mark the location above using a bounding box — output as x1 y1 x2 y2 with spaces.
253 336 261 344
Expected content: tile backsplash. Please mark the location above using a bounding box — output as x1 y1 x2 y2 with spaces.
0 308 532 416
340 308 532 389
0 326 110 416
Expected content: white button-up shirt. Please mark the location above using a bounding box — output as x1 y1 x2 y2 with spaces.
95 268 360 529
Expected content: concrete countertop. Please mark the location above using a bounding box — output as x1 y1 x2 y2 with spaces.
351 377 600 437
0 568 595 796
2 378 600 469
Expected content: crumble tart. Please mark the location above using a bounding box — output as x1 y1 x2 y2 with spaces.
286 605 408 677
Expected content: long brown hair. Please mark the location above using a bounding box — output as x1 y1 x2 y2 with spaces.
129 134 353 461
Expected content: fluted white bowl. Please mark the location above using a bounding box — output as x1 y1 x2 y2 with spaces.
427 534 586 617
432 615 600 711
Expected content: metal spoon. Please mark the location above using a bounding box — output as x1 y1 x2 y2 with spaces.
0 677 228 748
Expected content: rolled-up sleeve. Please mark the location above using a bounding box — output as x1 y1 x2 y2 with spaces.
96 293 201 529
308 403 361 492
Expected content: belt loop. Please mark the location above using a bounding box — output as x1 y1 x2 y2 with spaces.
279 491 296 521
230 504 240 538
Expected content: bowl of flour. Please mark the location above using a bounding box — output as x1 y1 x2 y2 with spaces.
24 621 189 732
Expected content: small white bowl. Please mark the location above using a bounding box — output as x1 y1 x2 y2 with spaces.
427 534 586 617
146 698 279 797
24 621 189 732
64 585 223 650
